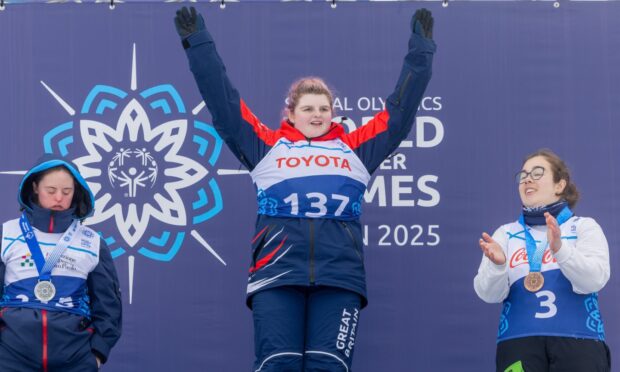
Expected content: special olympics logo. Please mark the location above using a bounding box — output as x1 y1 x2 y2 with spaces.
39 44 230 303
108 147 158 198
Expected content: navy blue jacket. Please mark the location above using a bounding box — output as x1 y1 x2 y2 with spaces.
183 27 435 308
0 156 122 369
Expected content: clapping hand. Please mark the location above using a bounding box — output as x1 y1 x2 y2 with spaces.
479 232 506 265
545 212 562 253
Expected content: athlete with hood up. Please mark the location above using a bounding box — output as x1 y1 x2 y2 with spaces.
0 155 122 371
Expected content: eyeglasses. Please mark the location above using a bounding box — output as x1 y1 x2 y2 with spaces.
515 166 545 184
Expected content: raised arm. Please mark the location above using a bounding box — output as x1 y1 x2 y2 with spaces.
175 7 275 171
343 9 437 173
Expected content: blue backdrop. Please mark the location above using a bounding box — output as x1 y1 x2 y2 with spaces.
0 2 618 371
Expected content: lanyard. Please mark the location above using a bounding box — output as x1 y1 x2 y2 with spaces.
18 213 80 281
518 206 572 272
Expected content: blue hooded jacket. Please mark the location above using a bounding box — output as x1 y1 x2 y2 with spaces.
0 155 122 368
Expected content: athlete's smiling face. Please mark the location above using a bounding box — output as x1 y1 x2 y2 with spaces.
518 156 566 208
288 93 333 138
33 168 75 211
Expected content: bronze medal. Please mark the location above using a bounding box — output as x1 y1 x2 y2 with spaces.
524 272 544 292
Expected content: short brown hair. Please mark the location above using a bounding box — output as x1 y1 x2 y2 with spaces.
522 149 580 209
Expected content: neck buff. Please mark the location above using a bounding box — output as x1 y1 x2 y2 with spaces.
522 200 569 226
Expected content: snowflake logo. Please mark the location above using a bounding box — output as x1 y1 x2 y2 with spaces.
35 44 244 303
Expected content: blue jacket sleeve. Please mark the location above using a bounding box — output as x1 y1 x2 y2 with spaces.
346 32 436 174
87 239 122 364
183 30 271 171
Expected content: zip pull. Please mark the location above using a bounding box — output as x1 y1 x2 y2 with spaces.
48 213 54 233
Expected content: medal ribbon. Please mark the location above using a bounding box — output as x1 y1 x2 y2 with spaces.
19 213 80 281
518 206 573 273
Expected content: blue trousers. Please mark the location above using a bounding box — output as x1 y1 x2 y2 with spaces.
0 343 98 372
251 286 362 372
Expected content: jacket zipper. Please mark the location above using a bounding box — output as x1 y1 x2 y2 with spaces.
43 212 54 371
48 212 54 233
42 309 48 372
341 221 362 260
306 124 336 145
395 72 412 106
309 220 315 284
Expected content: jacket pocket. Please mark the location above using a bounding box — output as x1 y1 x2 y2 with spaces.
0 307 6 333
340 221 363 261
78 316 93 332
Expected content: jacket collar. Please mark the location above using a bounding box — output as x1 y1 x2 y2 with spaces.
25 202 77 233
276 120 345 142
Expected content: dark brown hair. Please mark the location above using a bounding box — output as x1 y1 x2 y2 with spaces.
29 166 88 216
522 148 579 209
30 165 74 186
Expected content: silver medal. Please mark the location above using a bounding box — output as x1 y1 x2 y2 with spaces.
34 281 56 302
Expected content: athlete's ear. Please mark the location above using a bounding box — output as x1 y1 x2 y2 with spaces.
554 179 567 196
287 110 295 125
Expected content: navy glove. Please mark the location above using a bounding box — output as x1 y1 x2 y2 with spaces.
411 8 433 40
174 6 206 39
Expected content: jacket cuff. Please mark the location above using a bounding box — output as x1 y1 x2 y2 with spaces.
90 334 112 364
183 30 215 49
409 32 437 55
489 261 508 275
552 242 572 264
